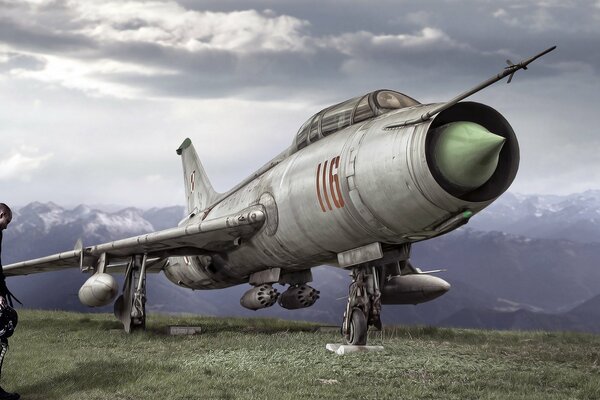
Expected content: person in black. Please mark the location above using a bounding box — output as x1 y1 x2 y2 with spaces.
0 203 19 400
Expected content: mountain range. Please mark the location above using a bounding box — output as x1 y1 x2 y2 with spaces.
3 191 600 333
467 190 600 243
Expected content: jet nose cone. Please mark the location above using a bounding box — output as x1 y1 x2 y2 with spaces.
432 121 506 193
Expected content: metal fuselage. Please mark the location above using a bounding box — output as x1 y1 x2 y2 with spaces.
163 99 519 290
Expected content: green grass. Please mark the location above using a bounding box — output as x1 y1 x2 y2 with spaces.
2 310 599 399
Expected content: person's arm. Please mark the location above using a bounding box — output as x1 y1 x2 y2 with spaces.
0 231 8 299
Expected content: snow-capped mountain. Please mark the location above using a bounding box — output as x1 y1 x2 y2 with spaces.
9 202 178 252
468 190 600 243
2 195 600 333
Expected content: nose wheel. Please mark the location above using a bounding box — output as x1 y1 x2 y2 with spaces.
346 308 368 345
342 266 382 346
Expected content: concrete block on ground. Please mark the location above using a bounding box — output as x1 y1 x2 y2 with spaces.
326 343 384 355
167 326 202 336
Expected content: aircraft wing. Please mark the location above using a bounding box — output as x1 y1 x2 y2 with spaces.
3 206 265 276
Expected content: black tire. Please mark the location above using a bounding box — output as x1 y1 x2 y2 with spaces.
131 302 146 331
347 308 368 345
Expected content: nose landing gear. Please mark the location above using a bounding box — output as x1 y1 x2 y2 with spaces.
342 266 382 345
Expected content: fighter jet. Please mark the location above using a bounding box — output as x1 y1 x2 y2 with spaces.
4 47 555 345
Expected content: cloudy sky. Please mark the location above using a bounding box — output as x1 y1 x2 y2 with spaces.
1 0 599 208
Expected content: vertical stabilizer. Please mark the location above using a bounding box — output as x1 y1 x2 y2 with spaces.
176 138 219 213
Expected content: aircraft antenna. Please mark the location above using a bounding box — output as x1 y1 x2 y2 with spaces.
386 45 557 129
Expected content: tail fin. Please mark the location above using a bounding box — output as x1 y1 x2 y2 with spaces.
176 138 219 213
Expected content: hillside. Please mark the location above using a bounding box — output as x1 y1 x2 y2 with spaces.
3 196 600 334
4 310 600 400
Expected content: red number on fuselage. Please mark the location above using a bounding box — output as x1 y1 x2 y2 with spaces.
316 156 344 212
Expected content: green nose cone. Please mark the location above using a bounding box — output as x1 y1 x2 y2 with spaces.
433 121 506 191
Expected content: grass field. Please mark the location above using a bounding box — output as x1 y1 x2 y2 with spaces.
1 309 599 399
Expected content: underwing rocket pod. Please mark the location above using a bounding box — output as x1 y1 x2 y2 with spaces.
78 273 119 307
240 284 279 310
278 284 320 310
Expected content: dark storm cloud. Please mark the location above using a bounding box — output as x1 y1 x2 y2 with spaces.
98 41 237 76
177 0 600 80
95 43 346 99
0 0 596 102
0 0 598 205
92 28 540 102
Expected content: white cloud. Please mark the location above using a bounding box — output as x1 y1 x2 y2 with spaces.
323 27 467 56
0 1 318 98
71 1 310 53
534 0 578 7
1 0 598 206
493 8 508 18
371 28 453 47
0 150 52 181
494 0 595 32
10 53 171 98
0 2 480 99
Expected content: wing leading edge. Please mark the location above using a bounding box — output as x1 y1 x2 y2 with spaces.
3 206 265 276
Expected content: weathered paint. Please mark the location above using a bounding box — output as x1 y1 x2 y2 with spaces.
164 100 519 289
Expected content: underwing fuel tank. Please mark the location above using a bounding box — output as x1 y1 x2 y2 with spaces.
78 272 119 307
381 274 450 305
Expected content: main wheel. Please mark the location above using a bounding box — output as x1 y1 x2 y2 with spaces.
346 308 368 345
131 296 146 331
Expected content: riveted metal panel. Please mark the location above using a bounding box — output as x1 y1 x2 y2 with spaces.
183 102 516 286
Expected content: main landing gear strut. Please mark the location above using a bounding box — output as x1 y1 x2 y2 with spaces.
342 265 382 345
114 254 148 333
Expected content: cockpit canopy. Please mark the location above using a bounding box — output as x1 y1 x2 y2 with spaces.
294 90 420 151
